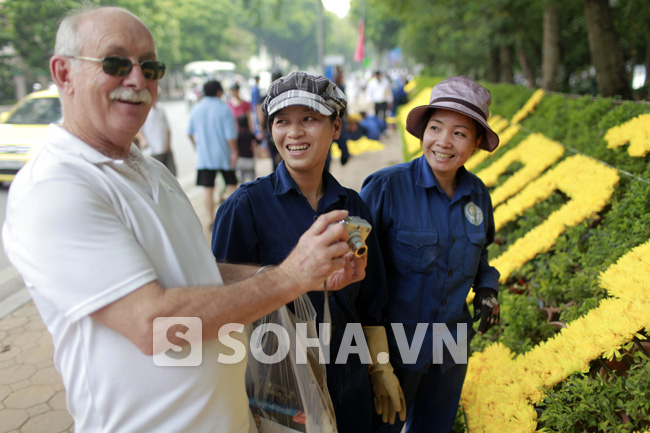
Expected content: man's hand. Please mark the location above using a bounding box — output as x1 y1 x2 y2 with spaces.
279 210 353 294
324 250 367 292
472 288 500 335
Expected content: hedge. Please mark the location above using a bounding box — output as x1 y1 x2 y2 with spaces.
396 78 650 433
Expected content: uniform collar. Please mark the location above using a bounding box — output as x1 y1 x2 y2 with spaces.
415 155 473 199
274 161 348 211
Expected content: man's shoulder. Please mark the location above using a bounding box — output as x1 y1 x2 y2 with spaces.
17 129 92 182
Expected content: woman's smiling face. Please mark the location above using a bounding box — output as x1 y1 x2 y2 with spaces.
271 105 341 176
421 108 482 178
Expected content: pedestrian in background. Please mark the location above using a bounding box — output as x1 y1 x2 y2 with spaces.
228 82 254 133
360 76 501 433
259 70 284 172
188 80 238 225
212 71 406 433
138 91 176 175
3 6 364 432
365 70 393 126
250 75 261 134
235 114 259 183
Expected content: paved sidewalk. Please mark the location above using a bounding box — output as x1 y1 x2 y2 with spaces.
0 131 403 432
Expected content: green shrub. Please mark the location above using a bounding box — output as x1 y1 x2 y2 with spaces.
536 351 650 432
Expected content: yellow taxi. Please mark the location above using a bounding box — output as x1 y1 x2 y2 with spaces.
0 88 62 182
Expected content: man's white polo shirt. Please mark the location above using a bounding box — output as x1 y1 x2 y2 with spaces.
3 125 253 432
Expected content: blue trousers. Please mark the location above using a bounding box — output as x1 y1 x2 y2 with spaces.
374 363 468 433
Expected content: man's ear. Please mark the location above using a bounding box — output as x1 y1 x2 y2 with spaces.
50 56 74 95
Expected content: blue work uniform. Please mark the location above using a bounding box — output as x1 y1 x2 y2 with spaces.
360 156 500 433
212 161 388 433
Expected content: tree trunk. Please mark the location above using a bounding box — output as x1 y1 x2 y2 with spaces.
645 32 650 87
488 46 500 83
517 38 536 88
582 0 632 99
499 44 515 84
541 2 560 91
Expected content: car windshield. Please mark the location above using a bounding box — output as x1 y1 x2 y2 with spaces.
6 97 63 125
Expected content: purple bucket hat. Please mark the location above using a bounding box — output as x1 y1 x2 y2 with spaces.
261 71 347 118
405 76 499 152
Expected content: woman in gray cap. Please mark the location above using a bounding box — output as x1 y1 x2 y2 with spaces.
360 76 501 433
212 71 405 432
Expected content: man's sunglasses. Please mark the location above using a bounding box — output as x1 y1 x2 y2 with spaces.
66 56 166 80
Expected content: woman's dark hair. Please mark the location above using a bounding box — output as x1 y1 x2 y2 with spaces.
237 114 249 129
420 108 487 145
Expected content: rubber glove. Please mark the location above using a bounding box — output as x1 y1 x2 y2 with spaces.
472 287 500 334
363 326 407 424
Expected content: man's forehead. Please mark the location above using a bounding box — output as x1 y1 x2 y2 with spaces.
78 12 156 56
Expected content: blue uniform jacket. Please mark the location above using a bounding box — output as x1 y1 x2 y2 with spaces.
212 161 388 433
360 156 500 372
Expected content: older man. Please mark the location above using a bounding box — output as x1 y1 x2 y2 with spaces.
2 7 364 432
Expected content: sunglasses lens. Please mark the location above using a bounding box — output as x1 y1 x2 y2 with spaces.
141 61 166 80
103 57 133 77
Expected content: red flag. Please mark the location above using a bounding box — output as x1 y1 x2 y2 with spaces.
353 20 365 62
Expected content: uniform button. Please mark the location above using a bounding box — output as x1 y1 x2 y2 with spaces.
441 298 447 305
448 269 453 276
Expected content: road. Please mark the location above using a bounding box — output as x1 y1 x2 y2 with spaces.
0 99 198 318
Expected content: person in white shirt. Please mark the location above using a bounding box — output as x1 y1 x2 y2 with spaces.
138 92 176 175
2 6 365 433
365 70 394 125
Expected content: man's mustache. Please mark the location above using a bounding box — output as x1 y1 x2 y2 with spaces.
109 87 152 104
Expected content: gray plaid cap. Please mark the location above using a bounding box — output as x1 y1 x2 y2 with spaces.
261 71 347 118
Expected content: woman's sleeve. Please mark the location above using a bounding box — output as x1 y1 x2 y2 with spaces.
473 195 500 291
357 178 391 326
359 173 389 236
211 189 260 265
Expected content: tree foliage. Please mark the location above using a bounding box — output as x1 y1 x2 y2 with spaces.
1 0 647 100
354 0 649 98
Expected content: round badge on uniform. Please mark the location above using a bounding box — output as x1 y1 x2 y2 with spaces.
464 201 483 226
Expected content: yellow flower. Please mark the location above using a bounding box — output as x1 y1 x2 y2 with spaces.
605 113 650 157
511 89 545 125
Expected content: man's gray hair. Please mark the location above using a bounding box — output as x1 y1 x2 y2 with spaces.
54 6 149 56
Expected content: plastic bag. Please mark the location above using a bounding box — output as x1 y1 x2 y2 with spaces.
246 293 337 433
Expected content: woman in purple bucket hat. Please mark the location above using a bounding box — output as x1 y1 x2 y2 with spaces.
360 76 501 433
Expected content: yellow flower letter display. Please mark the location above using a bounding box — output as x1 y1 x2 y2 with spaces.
476 133 564 206
461 239 650 433
491 154 619 282
605 113 650 157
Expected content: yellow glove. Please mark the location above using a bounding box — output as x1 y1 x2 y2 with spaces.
363 326 407 425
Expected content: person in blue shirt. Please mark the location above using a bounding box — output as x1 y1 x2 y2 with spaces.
188 80 238 223
212 71 406 433
359 111 386 140
360 76 501 433
250 75 261 134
